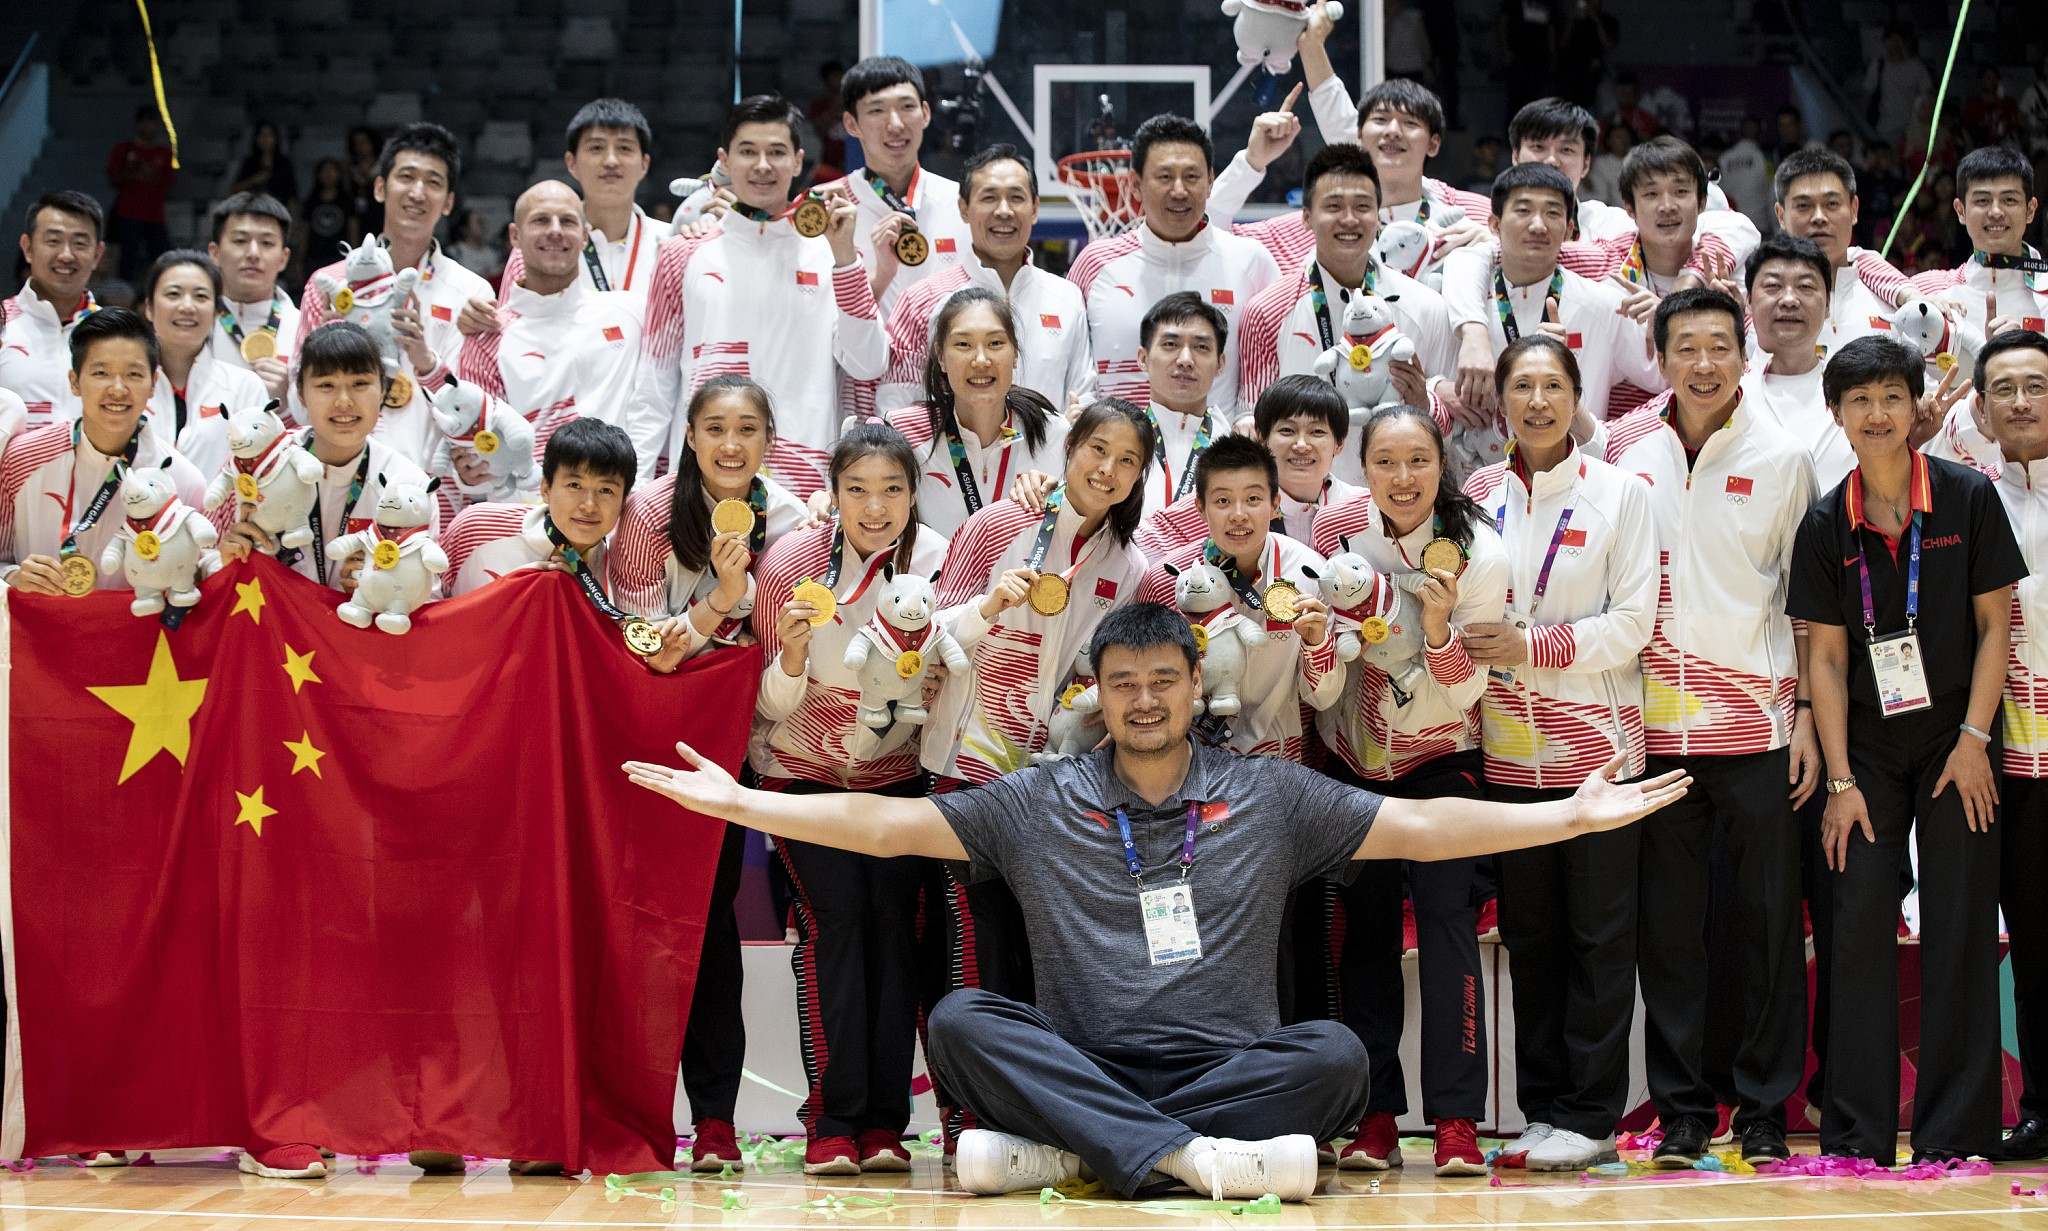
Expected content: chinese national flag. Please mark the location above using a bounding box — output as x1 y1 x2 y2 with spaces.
0 558 756 1174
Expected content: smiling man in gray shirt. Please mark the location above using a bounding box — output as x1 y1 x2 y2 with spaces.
626 603 1690 1202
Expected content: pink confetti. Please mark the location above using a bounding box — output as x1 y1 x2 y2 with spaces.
2012 1181 2039 1196
1760 1155 1992 1181
1488 1175 1502 1187
1617 1129 1664 1151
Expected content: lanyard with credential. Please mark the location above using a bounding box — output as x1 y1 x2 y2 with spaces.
1148 407 1213 502
1855 509 1922 639
217 294 284 349
582 212 643 293
1493 266 1565 343
1495 488 1574 613
60 419 143 558
942 409 1017 517
301 430 370 584
1114 802 1201 888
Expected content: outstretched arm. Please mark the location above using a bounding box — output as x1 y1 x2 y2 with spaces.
624 741 969 860
1354 752 1688 862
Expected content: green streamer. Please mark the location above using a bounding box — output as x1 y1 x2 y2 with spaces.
1880 0 1975 260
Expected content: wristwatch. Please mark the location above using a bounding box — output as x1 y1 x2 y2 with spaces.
1825 775 1858 795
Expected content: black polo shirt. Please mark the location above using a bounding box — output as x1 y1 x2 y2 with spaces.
1787 452 2027 712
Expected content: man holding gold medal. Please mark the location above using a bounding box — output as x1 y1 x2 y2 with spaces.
207 192 300 405
2 309 207 595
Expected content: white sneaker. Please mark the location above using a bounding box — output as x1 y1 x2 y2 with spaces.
72 1151 127 1167
1182 1135 1320 1202
1497 1122 1553 1159
954 1129 1081 1195
1524 1129 1618 1172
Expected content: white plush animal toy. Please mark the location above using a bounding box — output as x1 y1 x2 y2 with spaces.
327 475 448 635
1035 648 1102 764
669 163 732 228
1312 543 1427 702
843 566 970 730
102 460 218 617
1312 292 1417 413
311 234 422 378
1221 0 1344 74
1162 558 1266 717
1888 298 1985 386
429 374 537 496
205 402 321 551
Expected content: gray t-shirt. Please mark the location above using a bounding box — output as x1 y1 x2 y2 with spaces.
930 741 1381 1056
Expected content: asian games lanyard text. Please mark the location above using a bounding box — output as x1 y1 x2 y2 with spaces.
60 419 143 558
1023 486 1066 574
1493 266 1566 343
1494 482 1574 612
1203 538 1278 613
1149 406 1213 502
942 407 1017 517
542 512 633 622
863 167 919 223
742 476 768 554
216 295 284 347
301 430 370 584
1975 249 2048 281
582 212 643 293
1114 802 1202 888
1306 263 1373 352
821 524 894 603
1856 509 1922 640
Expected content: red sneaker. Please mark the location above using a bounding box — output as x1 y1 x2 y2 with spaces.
692 1118 744 1173
1337 1112 1402 1170
857 1129 912 1171
1711 1104 1734 1146
1432 1118 1486 1176
804 1135 861 1175
239 1144 328 1179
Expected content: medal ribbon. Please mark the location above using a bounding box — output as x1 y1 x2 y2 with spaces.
1306 264 1373 353
1855 509 1922 636
59 419 144 558
542 512 634 623
581 212 644 293
1619 239 1647 287
217 293 284 348
1147 407 1214 502
869 615 932 655
1975 249 2048 280
1201 537 1281 614
1113 801 1203 886
745 476 768 555
1023 489 1066 575
1494 485 1574 613
124 502 180 538
820 525 897 607
301 431 371 583
1493 266 1566 343
863 167 921 224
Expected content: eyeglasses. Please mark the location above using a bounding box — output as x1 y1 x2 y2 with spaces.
1987 379 2048 408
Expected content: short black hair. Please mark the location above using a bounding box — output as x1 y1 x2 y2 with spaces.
1494 333 1583 400
1618 136 1709 209
1823 334 1925 406
1357 79 1444 138
1744 232 1833 297
209 191 292 244
1253 373 1349 443
1955 144 2034 202
1773 145 1855 204
960 143 1037 201
375 122 463 194
1192 432 1279 501
564 97 654 157
721 94 804 151
1653 287 1747 358
1131 114 1214 180
23 189 104 243
1088 601 1199 674
840 55 926 113
1489 161 1578 224
70 306 159 373
1973 328 2048 395
542 415 638 497
1138 290 1227 351
1508 97 1597 155
1301 143 1380 210
296 320 386 388
140 248 223 308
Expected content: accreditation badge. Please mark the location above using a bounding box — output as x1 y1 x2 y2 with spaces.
1139 885 1202 965
1868 631 1933 717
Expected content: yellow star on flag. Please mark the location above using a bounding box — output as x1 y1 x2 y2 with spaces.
86 632 211 785
231 575 266 624
283 731 326 778
282 644 322 693
234 785 278 836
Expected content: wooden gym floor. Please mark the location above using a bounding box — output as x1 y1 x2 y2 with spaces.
9 1138 2048 1230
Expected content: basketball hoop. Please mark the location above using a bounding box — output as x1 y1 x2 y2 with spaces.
1057 149 1141 243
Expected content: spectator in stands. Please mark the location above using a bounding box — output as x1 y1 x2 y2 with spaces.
1554 0 1617 113
228 122 300 214
1383 0 1432 88
1719 117 1772 230
1463 134 1506 195
1858 143 1909 249
1774 105 1811 162
445 209 500 282
105 105 175 284
2020 53 2048 158
1587 123 1631 206
1495 0 1555 120
1964 68 2022 148
806 61 848 180
1606 75 1659 143
1828 130 1858 164
1864 25 1933 149
345 126 381 225
297 158 357 284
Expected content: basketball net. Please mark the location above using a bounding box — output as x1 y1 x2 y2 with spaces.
1056 150 1142 243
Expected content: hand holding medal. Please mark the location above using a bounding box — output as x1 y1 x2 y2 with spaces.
822 187 862 269
1414 560 1462 648
791 193 831 239
979 567 1038 620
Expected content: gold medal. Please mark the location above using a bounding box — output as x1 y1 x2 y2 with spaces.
332 287 354 314
1261 580 1301 623
622 616 665 657
1027 571 1070 615
1349 344 1371 371
894 649 924 679
372 539 401 570
895 229 929 267
1360 615 1390 644
1420 537 1468 578
240 331 278 363
59 553 98 597
134 530 162 562
383 371 415 409
792 198 830 238
473 429 500 455
1189 621 1210 653
1059 681 1088 710
712 498 757 537
792 579 837 626
235 472 262 502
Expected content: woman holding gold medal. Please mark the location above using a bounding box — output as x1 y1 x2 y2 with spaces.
1306 404 1509 1177
137 250 271 478
748 422 948 1176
